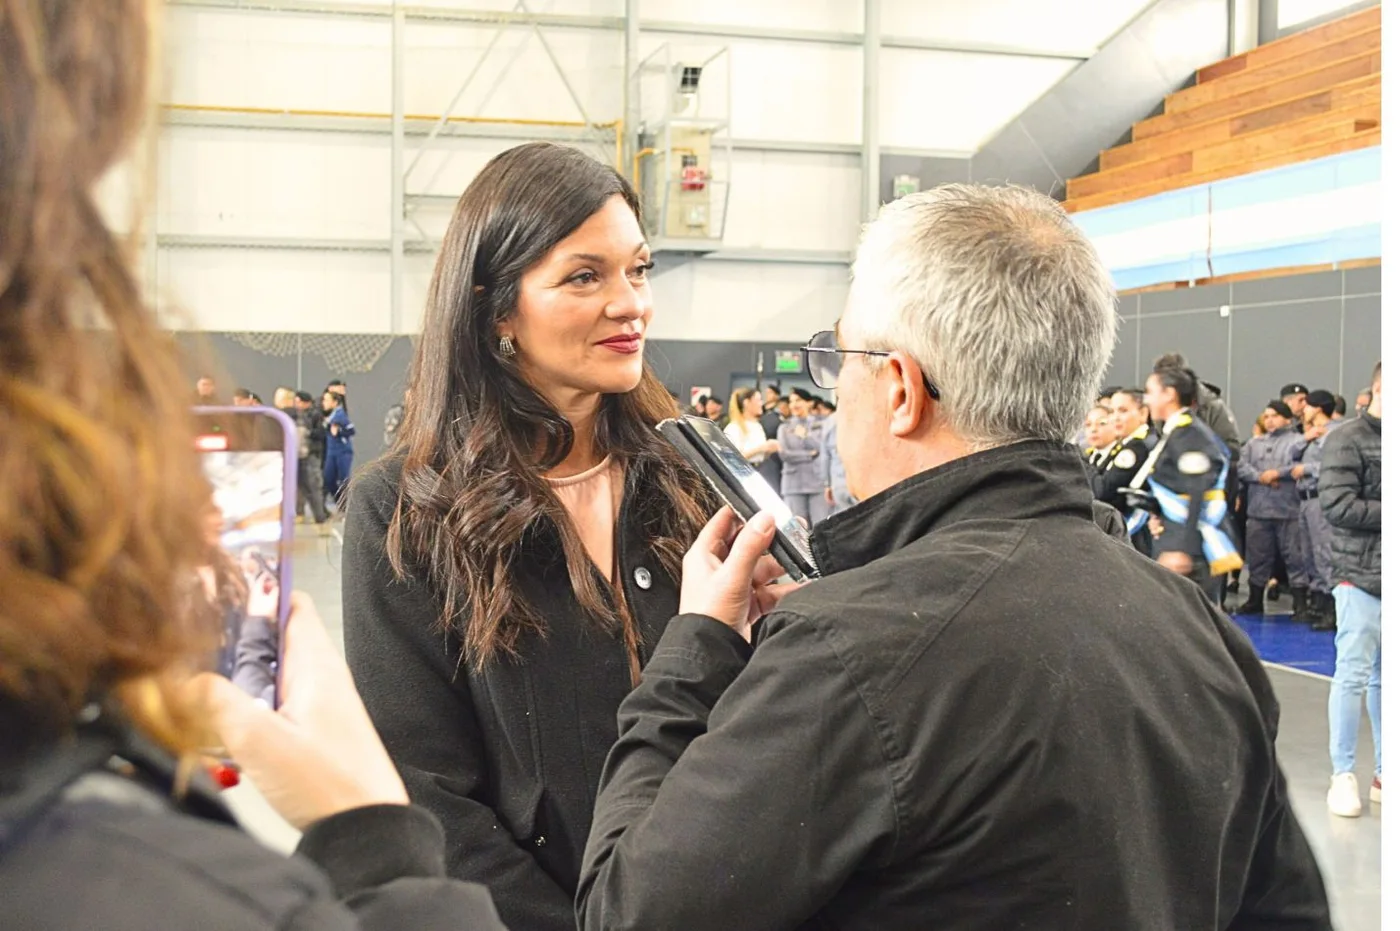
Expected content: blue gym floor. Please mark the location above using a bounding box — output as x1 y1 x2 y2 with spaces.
1230 609 1336 678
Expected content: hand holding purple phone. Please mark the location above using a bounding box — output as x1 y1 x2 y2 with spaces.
197 593 410 830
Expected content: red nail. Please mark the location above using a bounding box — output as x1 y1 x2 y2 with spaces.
209 763 241 789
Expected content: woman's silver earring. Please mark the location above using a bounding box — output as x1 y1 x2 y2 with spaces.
498 335 516 358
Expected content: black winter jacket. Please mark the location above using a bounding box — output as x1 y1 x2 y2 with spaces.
579 441 1329 931
0 713 504 931
1198 381 1243 460
343 457 692 931
1320 412 1381 596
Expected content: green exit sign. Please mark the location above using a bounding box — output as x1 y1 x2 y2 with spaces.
774 350 803 374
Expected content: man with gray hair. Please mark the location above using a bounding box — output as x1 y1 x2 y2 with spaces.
578 184 1328 930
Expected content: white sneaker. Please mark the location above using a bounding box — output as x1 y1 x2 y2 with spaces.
1371 777 1382 804
1328 773 1363 818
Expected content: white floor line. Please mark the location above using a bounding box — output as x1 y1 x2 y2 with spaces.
1262 660 1334 683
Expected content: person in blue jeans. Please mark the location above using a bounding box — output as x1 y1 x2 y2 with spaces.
322 390 356 507
1318 360 1382 818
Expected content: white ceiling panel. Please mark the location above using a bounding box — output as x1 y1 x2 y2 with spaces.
881 0 1157 55
1277 0 1361 29
880 49 1077 152
641 0 861 33
342 0 624 13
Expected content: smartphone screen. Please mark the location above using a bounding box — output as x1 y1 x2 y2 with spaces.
191 407 296 709
680 417 817 568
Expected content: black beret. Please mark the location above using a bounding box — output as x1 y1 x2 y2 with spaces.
1279 383 1308 397
1266 400 1293 419
1306 389 1336 417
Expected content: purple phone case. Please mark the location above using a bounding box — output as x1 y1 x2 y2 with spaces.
193 406 298 708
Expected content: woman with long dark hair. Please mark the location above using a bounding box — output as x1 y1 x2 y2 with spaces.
343 142 714 931
0 3 503 927
191 502 251 679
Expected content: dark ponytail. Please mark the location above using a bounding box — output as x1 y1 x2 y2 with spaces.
1152 364 1199 409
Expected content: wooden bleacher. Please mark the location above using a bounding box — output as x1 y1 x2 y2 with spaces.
1063 5 1380 214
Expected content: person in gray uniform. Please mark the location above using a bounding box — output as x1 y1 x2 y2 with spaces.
821 408 857 517
1292 390 1343 631
1238 400 1310 617
1281 382 1309 429
778 388 830 526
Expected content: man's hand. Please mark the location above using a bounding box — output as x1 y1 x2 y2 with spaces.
1158 551 1193 576
824 487 835 506
1260 469 1280 487
1149 515 1164 539
679 509 797 641
1290 464 1306 481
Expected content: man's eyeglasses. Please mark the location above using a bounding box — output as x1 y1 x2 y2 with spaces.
803 330 940 399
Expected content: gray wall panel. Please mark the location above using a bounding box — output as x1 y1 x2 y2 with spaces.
1102 315 1140 391
646 340 801 399
184 334 416 455
1341 295 1382 398
1271 0 1376 40
1230 270 1344 305
1140 283 1231 315
970 123 1062 195
1229 298 1343 414
1139 310 1231 392
1345 264 1382 295
1103 268 1380 424
179 333 299 396
878 155 970 202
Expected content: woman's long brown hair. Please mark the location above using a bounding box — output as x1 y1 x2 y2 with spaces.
0 0 213 757
729 387 758 427
386 143 714 670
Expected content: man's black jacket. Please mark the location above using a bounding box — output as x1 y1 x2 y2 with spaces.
578 441 1329 931
1320 411 1381 596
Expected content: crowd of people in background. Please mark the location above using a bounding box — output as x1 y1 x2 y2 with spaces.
194 353 1384 829
5 4 1354 927
1080 358 1383 820
692 383 855 526
193 375 357 530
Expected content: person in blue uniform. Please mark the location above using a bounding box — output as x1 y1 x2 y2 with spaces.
322 390 356 507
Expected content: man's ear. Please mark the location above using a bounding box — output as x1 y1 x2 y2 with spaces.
885 351 931 438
